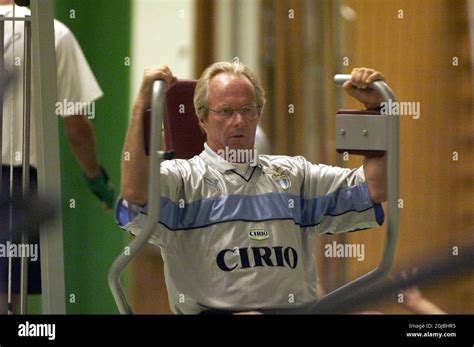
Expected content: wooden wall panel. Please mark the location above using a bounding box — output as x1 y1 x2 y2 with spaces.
193 0 215 78
339 0 473 313
260 0 306 156
288 0 304 155
130 246 172 314
273 0 290 154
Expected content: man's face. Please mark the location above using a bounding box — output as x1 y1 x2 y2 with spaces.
200 72 259 152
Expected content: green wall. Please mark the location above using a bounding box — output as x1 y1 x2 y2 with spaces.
53 0 131 313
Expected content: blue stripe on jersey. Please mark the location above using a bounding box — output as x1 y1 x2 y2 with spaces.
300 182 375 226
115 183 383 230
160 192 300 230
155 182 382 230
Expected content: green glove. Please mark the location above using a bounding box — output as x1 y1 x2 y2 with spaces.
85 167 116 211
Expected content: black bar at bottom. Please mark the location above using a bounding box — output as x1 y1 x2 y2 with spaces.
0 314 472 343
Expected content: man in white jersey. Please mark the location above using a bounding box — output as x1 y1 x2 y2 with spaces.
117 62 387 314
0 1 114 312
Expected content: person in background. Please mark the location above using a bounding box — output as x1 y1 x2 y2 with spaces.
0 0 114 313
399 269 446 314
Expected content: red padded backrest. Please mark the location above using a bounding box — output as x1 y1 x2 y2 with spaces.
164 80 205 159
143 80 206 159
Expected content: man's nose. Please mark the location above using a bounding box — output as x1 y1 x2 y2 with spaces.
231 111 246 125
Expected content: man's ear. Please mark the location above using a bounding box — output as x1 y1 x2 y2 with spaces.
198 118 206 134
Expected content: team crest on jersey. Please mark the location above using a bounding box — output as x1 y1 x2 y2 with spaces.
248 227 270 241
268 167 291 190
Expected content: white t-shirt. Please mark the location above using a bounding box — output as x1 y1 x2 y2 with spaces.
0 5 103 167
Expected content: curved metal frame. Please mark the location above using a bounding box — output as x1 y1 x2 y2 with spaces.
109 80 167 314
308 74 399 313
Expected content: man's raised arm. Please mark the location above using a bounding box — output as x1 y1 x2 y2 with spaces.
342 67 387 203
120 66 176 206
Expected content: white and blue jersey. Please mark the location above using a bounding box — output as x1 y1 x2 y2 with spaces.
116 143 384 314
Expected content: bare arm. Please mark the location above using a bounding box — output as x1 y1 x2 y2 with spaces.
343 67 387 203
63 115 101 178
363 154 387 203
403 286 446 314
120 65 176 206
120 101 149 205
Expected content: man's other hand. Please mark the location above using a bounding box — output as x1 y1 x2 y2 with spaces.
343 67 385 110
136 65 177 109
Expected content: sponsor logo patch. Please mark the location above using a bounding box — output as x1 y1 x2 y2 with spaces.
248 228 269 241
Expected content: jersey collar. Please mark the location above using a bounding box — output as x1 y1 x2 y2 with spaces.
200 142 261 174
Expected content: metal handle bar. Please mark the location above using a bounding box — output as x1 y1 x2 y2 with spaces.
109 80 167 314
308 74 400 313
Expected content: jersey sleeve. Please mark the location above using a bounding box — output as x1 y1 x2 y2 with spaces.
55 28 103 117
114 161 183 248
299 157 384 234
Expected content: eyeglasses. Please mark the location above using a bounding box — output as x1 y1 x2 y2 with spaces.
206 105 260 119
